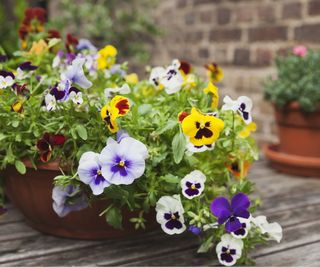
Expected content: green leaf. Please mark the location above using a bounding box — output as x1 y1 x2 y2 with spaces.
197 235 214 253
156 119 177 135
160 174 180 184
138 104 152 115
172 131 186 164
15 160 26 175
76 125 88 140
48 38 61 48
105 206 123 229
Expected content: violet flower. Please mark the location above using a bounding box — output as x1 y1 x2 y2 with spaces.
61 57 92 89
99 136 148 185
210 193 250 233
76 38 97 52
189 225 202 235
52 185 88 217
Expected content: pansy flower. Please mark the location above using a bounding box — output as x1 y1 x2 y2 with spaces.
11 100 24 113
0 71 15 89
97 45 117 70
210 193 250 232
28 39 48 55
231 217 251 239
52 185 88 217
181 170 206 199
226 160 250 179
16 61 38 80
66 33 79 53
77 152 110 195
179 61 196 90
76 38 97 52
156 195 186 235
205 62 224 84
100 95 130 133
239 122 257 138
149 66 166 89
186 141 215 153
36 133 66 162
104 84 131 98
68 87 83 105
179 61 192 76
189 225 202 235
12 84 30 98
98 135 148 185
203 82 219 109
45 93 57 111
216 234 243 266
181 107 224 147
252 215 283 243
222 96 253 124
161 59 184 94
61 58 93 89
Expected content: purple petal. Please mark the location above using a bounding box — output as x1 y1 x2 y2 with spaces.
217 210 232 225
233 207 250 219
231 193 250 212
19 61 38 71
210 196 232 218
225 217 242 232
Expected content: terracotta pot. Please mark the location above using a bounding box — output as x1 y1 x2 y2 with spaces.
4 160 157 240
275 102 320 157
263 144 320 177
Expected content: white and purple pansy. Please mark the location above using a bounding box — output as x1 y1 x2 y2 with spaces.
16 61 38 80
76 38 97 52
0 71 15 89
216 234 244 266
231 217 251 239
181 170 206 199
149 66 166 87
222 95 253 124
68 87 83 105
60 57 92 89
44 93 57 111
156 194 186 235
252 215 283 243
99 136 148 185
52 185 88 217
77 151 111 195
161 59 184 94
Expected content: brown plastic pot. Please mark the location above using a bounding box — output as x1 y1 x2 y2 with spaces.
263 144 320 177
275 102 320 157
4 159 157 240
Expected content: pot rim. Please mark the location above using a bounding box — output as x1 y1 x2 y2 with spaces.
274 101 320 112
22 158 64 171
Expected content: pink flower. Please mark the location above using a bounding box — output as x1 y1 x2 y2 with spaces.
293 45 307 57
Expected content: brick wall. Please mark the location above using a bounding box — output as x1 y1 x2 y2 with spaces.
150 0 320 145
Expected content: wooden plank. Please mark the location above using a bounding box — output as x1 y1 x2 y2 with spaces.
0 221 39 242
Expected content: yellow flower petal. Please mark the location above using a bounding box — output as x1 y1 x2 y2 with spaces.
125 73 139 85
239 122 257 138
203 82 219 108
28 39 48 55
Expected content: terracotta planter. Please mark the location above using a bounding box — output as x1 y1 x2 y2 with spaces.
275 102 320 157
4 160 157 240
265 102 320 177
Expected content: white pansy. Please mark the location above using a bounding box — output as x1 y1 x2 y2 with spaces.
156 194 186 235
45 94 57 111
161 59 184 94
69 91 83 105
149 66 166 87
180 170 206 199
0 76 14 89
216 234 244 266
252 215 283 243
104 84 131 98
222 95 253 124
231 217 251 239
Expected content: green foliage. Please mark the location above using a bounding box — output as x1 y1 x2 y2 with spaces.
264 49 320 112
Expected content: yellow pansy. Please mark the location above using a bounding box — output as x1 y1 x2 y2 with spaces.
181 107 224 146
28 39 48 55
205 63 224 84
97 45 117 70
203 82 219 109
11 100 23 113
125 73 139 85
100 95 130 133
239 122 257 138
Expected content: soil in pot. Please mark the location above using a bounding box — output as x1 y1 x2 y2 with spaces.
4 160 157 240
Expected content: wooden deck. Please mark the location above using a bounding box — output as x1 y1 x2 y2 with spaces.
1 159 320 266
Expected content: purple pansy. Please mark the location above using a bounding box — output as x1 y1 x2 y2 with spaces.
77 152 110 195
156 195 186 235
61 57 92 89
189 225 202 235
98 136 148 185
180 170 206 199
52 185 88 217
19 61 38 71
210 193 250 233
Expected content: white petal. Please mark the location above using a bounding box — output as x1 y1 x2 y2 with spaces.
78 160 101 184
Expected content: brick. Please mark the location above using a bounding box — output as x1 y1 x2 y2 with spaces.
210 28 242 42
249 26 287 42
185 12 195 25
212 48 229 64
282 2 302 19
233 48 250 65
199 10 213 23
176 0 187 8
255 49 273 66
198 48 209 58
217 8 231 25
257 5 276 22
235 6 254 22
185 31 203 42
308 0 320 15
295 23 320 42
